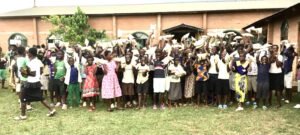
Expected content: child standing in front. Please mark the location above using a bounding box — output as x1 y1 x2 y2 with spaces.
256 54 270 110
231 52 250 111
216 50 230 109
136 57 150 109
168 56 186 108
194 58 210 107
82 56 100 111
121 54 135 108
53 50 67 110
102 50 123 112
151 50 167 110
65 57 82 108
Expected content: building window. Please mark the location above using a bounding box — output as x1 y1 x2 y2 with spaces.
8 33 27 46
132 32 148 48
281 20 289 40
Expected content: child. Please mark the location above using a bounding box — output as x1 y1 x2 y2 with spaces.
102 50 123 112
269 45 283 108
208 46 219 105
65 57 82 108
0 47 7 89
82 56 100 111
151 50 167 110
53 50 67 110
216 50 230 109
231 51 250 111
256 55 270 110
194 58 210 107
48 51 56 107
14 48 55 120
168 56 186 108
136 57 150 109
184 57 195 105
121 54 135 108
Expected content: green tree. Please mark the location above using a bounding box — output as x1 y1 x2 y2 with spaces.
42 7 106 46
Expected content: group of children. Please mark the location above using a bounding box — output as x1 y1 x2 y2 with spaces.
3 30 300 120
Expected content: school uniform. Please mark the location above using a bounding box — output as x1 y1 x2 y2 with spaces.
269 55 283 91
121 63 135 96
208 54 219 94
216 60 230 95
168 64 186 100
136 63 150 94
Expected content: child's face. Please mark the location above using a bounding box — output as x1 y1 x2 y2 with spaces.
68 58 74 66
174 58 180 66
51 52 56 57
261 57 268 64
221 51 226 59
139 49 145 56
211 47 217 54
57 51 64 59
156 53 161 61
106 52 112 61
87 58 93 65
141 58 146 66
125 55 131 63
239 53 246 62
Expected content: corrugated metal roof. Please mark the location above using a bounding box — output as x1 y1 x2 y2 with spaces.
0 0 299 17
243 2 300 29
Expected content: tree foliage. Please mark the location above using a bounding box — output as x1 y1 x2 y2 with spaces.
42 7 106 46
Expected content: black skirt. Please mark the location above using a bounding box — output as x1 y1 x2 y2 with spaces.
21 82 44 103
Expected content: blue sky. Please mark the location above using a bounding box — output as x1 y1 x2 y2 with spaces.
0 0 249 13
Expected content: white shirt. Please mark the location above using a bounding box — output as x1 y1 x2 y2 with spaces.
136 63 150 84
27 58 41 83
269 55 283 74
122 63 135 83
168 64 186 83
247 54 258 75
217 60 229 79
208 54 219 74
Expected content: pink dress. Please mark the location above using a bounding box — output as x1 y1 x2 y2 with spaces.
82 64 100 97
101 61 122 99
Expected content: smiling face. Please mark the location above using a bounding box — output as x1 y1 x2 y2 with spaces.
57 51 64 60
261 56 268 64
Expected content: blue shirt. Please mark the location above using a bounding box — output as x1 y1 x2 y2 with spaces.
70 66 78 84
257 63 270 83
283 47 295 74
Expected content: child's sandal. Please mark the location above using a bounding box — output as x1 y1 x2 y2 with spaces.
46 109 56 117
107 109 114 112
88 108 93 112
14 115 27 121
92 106 96 110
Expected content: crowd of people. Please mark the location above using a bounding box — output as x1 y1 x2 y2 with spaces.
2 30 300 121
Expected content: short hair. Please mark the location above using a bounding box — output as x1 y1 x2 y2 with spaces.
104 50 111 57
28 47 37 57
17 46 25 55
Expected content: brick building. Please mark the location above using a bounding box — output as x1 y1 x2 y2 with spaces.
0 0 299 52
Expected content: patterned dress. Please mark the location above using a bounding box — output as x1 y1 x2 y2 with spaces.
82 64 100 98
234 61 249 103
101 61 122 99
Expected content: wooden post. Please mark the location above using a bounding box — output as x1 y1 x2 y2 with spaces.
112 15 117 39
33 17 39 45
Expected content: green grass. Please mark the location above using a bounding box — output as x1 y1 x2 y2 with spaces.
1 88 300 135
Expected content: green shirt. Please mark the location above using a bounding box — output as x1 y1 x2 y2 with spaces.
54 60 66 79
17 57 28 81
